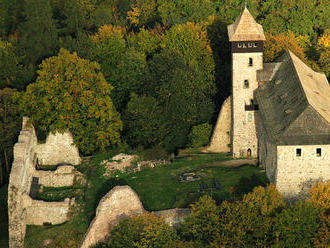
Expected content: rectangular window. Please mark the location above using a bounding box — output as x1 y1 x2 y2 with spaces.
296 148 302 157
244 80 249 88
249 58 253 66
316 148 322 157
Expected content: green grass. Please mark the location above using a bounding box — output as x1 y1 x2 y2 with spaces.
24 153 268 247
119 154 267 210
0 184 8 248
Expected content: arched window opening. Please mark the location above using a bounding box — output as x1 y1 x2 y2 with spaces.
249 58 253 66
244 80 249 88
247 149 252 157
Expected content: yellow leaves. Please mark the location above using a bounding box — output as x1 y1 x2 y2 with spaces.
307 181 330 210
127 7 141 25
92 25 126 43
318 33 330 48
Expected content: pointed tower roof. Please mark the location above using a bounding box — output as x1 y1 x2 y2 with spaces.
228 8 266 42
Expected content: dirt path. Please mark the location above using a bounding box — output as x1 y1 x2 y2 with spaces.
208 159 258 167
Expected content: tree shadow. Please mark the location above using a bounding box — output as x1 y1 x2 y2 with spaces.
236 173 268 195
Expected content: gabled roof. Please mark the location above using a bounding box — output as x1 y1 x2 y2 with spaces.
227 7 266 42
255 51 330 145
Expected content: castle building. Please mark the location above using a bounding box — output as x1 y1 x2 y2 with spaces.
208 7 330 198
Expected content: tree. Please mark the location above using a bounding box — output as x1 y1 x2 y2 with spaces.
158 0 215 26
18 48 122 154
17 0 58 65
273 202 321 248
307 182 330 247
0 39 33 89
180 195 219 245
210 184 284 248
127 0 159 28
123 94 163 148
0 88 20 185
90 25 148 112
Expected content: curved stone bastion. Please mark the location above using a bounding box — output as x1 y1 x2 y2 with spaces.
8 117 81 248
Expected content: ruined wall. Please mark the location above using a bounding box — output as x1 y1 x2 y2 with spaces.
232 52 263 158
8 117 81 248
8 117 38 248
206 96 231 153
35 131 81 166
276 145 330 199
80 186 146 248
80 186 191 248
34 165 76 187
25 197 74 225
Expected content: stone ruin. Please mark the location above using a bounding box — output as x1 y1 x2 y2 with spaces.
101 153 170 176
8 117 82 248
80 186 191 248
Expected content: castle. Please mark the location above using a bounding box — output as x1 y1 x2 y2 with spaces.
208 7 330 198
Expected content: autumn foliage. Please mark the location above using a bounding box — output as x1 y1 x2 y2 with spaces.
18 49 122 154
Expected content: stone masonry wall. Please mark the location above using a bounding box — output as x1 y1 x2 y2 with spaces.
80 186 191 248
25 197 74 225
35 131 81 166
206 96 231 153
276 145 330 199
232 52 263 158
34 165 75 187
8 117 81 248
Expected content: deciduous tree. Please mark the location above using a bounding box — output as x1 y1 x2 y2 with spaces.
18 48 122 154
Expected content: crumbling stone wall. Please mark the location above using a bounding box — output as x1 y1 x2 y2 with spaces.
34 165 76 187
206 96 231 153
34 131 81 166
8 117 81 248
26 197 74 225
276 145 330 199
80 186 190 248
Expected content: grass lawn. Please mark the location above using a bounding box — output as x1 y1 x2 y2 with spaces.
24 153 268 247
0 184 8 248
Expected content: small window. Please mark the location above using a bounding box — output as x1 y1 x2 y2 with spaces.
249 58 253 66
316 148 322 157
248 113 252 121
244 80 249 88
296 148 302 157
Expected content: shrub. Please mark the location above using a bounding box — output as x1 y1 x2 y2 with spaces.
105 213 178 248
188 123 212 148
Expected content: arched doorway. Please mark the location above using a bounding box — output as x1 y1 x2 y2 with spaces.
247 149 252 158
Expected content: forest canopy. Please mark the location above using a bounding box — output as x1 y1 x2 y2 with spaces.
0 0 329 183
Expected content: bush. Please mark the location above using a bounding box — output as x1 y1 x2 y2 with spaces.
104 213 179 248
188 123 212 148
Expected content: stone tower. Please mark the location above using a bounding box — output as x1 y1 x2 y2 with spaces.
227 7 266 158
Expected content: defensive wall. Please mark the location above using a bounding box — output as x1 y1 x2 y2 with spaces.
8 117 81 248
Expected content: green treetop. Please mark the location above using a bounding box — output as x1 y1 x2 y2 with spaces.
18 48 122 154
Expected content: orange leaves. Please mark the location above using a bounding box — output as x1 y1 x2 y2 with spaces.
307 181 330 210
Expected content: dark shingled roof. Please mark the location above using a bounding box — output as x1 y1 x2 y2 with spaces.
255 51 330 145
257 63 281 82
